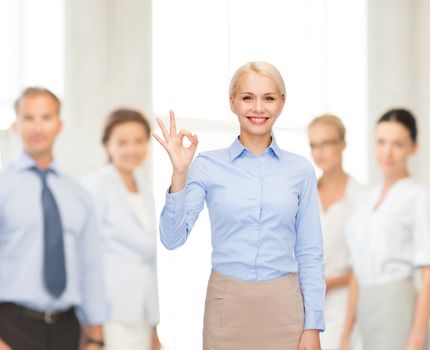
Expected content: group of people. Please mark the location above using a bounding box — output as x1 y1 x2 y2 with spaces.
309 111 430 350
0 90 161 350
0 61 429 350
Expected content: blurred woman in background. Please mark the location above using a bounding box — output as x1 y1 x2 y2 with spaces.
83 109 161 350
342 109 430 350
308 115 363 350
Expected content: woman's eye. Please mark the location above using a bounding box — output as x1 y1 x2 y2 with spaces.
242 96 252 101
265 96 275 101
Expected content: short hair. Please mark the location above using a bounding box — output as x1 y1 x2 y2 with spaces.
308 114 346 141
14 87 62 115
102 108 151 145
229 61 286 98
377 108 417 143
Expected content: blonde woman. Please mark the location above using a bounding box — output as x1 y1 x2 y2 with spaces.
308 115 363 350
342 109 430 350
153 62 325 350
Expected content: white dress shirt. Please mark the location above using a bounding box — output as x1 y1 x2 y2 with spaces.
346 177 430 286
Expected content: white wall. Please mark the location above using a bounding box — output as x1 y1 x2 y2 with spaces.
62 0 153 180
2 0 429 182
412 0 430 185
367 0 430 184
0 0 154 181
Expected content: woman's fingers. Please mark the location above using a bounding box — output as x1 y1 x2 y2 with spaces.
189 134 199 150
152 133 168 151
169 110 177 136
191 134 198 145
178 130 199 150
155 115 198 157
177 129 193 139
156 117 170 142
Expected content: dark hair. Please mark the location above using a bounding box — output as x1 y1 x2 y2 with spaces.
102 108 151 145
15 87 61 115
377 108 418 143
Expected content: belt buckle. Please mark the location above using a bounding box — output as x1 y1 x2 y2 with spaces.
44 311 54 324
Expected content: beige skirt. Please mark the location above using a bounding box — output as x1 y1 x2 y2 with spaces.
203 270 304 350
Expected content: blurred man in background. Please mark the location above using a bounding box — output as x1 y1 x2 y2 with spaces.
0 87 107 350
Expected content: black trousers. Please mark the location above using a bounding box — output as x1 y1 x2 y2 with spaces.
0 303 80 350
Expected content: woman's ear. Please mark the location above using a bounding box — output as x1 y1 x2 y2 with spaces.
281 94 286 105
230 96 236 114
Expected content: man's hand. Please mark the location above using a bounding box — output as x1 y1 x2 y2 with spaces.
298 329 321 350
0 339 11 350
83 325 104 350
84 344 103 350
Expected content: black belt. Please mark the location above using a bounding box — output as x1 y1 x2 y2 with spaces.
0 303 75 325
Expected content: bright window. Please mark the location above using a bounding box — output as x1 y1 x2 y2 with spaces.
0 0 64 131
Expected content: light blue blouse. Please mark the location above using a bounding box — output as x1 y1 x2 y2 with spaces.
160 137 325 330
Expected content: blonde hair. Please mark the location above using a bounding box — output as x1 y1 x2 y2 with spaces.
229 61 286 98
308 114 346 140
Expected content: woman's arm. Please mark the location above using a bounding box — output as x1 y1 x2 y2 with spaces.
340 273 359 350
295 163 325 350
326 270 352 292
406 266 430 350
154 111 205 250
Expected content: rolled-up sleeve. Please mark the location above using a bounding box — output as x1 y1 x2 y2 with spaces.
159 156 207 250
294 163 325 331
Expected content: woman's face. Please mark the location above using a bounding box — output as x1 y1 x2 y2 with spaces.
374 121 417 177
308 123 345 173
106 121 150 173
230 71 285 138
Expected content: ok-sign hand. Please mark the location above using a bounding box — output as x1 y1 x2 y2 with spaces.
153 111 198 192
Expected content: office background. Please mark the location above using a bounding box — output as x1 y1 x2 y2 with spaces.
1 0 429 348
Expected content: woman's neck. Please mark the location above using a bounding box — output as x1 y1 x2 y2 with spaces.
374 169 410 210
383 169 410 189
239 132 272 156
319 167 347 190
115 166 138 193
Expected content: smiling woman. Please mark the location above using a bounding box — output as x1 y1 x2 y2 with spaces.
154 61 325 350
229 62 285 139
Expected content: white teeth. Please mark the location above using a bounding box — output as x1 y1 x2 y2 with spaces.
247 116 268 123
